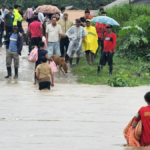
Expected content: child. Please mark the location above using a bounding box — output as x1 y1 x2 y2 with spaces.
132 92 150 146
34 41 48 84
36 56 54 90
36 42 48 67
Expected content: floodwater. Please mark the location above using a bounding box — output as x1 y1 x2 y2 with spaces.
0 46 77 83
0 46 150 150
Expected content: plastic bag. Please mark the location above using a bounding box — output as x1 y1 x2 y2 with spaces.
42 36 47 49
28 46 38 62
50 61 58 72
27 8 33 19
4 30 6 36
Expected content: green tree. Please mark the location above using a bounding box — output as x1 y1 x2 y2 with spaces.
1 0 115 10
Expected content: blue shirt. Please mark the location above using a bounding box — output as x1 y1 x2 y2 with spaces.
9 33 18 52
36 49 48 67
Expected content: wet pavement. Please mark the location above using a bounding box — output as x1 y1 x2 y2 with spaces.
0 46 150 150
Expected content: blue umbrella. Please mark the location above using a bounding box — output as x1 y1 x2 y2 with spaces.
91 16 120 26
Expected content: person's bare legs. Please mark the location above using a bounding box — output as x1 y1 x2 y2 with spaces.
91 52 95 65
76 53 80 66
86 51 90 65
69 51 74 68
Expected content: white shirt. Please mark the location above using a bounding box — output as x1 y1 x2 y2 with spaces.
0 9 9 21
38 12 44 24
44 17 51 26
60 12 63 19
46 24 62 42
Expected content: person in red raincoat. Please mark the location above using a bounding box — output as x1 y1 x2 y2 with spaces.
95 11 107 57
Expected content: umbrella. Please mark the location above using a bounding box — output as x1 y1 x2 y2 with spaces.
36 5 60 14
91 16 120 26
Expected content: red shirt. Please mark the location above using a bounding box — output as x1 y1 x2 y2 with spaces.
134 106 150 146
103 32 117 52
28 21 42 38
83 14 93 19
95 23 107 40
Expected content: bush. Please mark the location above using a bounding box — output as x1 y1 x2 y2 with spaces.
124 15 150 42
106 4 150 26
116 25 149 59
108 72 137 87
105 4 150 60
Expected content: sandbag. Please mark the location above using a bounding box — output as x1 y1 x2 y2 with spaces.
135 121 142 141
123 118 142 147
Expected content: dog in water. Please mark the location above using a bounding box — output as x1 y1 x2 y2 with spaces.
50 55 68 75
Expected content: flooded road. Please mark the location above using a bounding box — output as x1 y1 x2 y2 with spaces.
0 46 150 150
0 46 77 83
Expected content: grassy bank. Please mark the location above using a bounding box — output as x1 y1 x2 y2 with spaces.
70 4 150 87
71 53 150 86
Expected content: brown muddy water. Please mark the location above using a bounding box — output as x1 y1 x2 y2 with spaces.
0 46 150 150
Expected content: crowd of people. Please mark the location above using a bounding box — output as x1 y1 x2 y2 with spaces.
0 3 117 88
